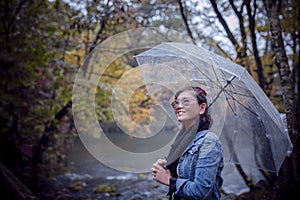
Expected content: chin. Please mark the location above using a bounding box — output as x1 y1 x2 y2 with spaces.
177 117 183 122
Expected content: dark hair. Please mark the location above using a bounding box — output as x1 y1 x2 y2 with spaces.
174 86 212 131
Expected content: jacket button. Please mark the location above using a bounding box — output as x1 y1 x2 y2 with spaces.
180 157 184 161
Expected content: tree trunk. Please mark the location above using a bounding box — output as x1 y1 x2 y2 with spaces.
263 0 300 189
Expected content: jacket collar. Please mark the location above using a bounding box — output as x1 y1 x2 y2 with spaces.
193 130 208 142
181 130 209 155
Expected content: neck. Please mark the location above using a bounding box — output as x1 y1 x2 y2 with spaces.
182 118 199 130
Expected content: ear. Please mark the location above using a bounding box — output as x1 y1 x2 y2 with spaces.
199 103 207 115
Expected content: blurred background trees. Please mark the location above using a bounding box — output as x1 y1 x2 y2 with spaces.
0 0 299 198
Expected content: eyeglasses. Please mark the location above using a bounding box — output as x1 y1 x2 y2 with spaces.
171 97 197 109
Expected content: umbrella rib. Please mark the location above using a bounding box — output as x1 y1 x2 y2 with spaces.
176 47 227 91
209 58 224 89
225 95 237 116
220 76 239 116
221 78 255 99
188 57 258 117
220 78 260 117
208 76 236 108
224 90 259 117
188 60 224 92
186 60 219 86
203 58 243 109
227 90 253 98
224 83 255 98
187 60 235 113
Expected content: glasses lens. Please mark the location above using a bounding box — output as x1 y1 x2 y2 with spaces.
171 101 179 109
182 99 191 106
171 98 194 109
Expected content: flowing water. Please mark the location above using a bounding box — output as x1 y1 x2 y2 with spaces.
38 132 264 199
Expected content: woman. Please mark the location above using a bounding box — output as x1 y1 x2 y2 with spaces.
151 86 224 200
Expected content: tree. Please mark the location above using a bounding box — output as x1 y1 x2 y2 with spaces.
263 0 300 195
0 0 77 179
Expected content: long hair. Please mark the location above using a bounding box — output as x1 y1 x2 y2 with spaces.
174 86 212 131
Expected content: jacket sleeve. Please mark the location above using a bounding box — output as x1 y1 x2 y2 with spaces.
174 133 223 199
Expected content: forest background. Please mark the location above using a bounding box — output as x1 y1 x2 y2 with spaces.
0 0 299 199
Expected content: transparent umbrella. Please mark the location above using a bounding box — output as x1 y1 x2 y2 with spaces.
135 42 293 174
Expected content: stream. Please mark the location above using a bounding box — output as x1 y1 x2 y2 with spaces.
37 135 263 200
38 137 169 200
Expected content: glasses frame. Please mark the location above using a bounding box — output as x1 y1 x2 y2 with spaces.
171 97 198 109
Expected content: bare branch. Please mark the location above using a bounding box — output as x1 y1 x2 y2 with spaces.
229 0 247 58
178 0 196 45
245 0 266 90
210 0 241 58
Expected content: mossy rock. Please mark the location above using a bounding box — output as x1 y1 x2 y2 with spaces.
151 184 159 189
94 183 116 193
72 185 84 191
139 173 147 179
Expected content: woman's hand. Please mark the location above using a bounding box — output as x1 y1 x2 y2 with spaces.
155 158 167 168
151 159 171 186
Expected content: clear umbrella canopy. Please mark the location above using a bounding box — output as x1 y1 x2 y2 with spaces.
135 42 293 174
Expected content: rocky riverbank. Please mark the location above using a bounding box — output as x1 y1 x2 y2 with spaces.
37 138 170 200
38 172 170 200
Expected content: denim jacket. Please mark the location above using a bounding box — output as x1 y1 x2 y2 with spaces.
170 130 224 200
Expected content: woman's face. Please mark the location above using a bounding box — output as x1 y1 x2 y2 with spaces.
173 90 206 129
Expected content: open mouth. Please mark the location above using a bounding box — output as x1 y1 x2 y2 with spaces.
176 110 185 116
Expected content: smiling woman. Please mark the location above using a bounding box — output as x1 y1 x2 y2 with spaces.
151 86 224 200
